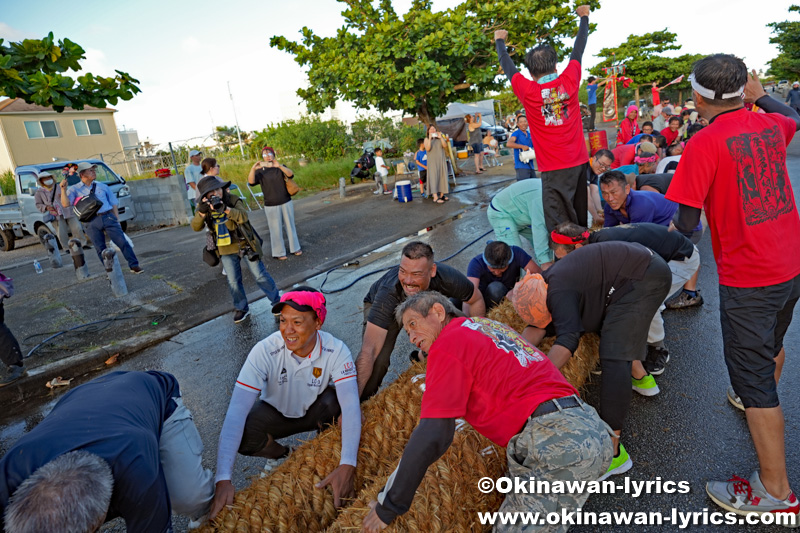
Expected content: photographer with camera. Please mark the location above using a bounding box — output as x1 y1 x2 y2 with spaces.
192 171 280 323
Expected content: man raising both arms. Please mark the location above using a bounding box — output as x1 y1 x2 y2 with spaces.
494 5 591 231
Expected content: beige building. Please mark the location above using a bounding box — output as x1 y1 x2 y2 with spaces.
0 98 125 172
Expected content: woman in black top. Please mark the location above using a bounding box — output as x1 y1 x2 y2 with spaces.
247 146 301 260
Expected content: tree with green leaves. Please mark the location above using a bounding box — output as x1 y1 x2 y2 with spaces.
270 0 598 125
0 32 140 112
767 5 800 81
590 30 703 105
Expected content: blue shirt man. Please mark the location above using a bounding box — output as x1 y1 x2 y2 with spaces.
60 162 141 273
601 183 678 227
506 115 537 181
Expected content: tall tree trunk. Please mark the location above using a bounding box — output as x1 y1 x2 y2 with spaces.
417 100 434 128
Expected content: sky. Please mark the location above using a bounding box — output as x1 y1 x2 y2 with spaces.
1 0 796 146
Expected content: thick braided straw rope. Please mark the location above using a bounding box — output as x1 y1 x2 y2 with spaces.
205 307 599 532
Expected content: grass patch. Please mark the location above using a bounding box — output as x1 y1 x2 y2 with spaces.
125 155 360 205
165 280 183 293
151 274 164 280
34 301 67 314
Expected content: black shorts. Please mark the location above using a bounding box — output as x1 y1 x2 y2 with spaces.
720 273 800 409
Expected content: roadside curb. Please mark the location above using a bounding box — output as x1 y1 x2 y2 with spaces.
0 202 477 412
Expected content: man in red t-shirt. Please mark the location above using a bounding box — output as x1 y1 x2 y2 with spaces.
667 54 800 523
494 6 591 232
360 292 612 532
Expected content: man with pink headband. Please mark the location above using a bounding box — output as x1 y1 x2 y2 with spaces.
210 286 361 518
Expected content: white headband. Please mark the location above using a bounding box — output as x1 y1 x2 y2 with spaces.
689 72 744 100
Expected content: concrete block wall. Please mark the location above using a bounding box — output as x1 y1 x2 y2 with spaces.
126 175 192 230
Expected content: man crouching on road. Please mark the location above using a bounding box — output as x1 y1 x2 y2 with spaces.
361 292 613 533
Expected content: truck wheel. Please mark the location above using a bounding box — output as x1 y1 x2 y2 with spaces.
0 230 15 252
120 221 128 232
36 225 56 246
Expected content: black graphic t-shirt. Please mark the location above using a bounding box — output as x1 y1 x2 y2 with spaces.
666 108 800 288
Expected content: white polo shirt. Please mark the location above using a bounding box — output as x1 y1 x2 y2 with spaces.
235 330 356 418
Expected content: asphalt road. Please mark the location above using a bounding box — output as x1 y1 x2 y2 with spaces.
2 123 800 532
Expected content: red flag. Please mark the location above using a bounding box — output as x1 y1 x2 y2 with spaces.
602 78 618 122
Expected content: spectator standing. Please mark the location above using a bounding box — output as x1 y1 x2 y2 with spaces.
210 287 361 517
414 139 427 193
248 147 302 260
667 57 800 521
0 371 214 532
372 147 391 195
785 81 800 113
423 125 449 204
506 114 537 180
0 272 24 387
60 162 142 274
494 5 592 231
192 172 280 323
185 149 203 211
585 76 607 131
617 105 641 145
465 113 485 173
34 172 90 250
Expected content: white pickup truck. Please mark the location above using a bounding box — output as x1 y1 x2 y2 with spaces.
0 159 135 251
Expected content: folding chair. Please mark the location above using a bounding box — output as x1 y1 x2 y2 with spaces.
228 183 252 211
246 183 265 209
446 159 458 187
483 147 500 167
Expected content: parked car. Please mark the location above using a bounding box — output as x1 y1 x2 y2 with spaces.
0 159 135 251
778 80 790 91
480 121 508 143
626 99 650 118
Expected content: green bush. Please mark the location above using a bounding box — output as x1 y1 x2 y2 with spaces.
0 170 14 195
250 116 350 162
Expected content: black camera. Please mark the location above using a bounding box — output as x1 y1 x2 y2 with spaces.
209 195 224 211
242 244 259 262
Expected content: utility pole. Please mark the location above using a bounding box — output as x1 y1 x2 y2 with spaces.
227 81 246 157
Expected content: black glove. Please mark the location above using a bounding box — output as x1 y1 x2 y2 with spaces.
197 201 211 215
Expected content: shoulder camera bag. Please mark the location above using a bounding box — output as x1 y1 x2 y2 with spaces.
73 183 103 223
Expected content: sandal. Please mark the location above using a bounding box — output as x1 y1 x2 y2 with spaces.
292 251 303 256
442 196 450 201
276 256 288 261
434 198 445 204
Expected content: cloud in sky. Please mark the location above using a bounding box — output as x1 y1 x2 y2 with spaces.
2 0 797 143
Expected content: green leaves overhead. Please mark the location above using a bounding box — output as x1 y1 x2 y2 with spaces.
767 5 800 80
589 30 702 89
0 32 140 112
271 0 599 124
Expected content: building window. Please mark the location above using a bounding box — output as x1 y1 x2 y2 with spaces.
23 121 60 139
73 119 104 136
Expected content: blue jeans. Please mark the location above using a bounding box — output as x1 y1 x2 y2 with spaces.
219 253 280 312
84 211 138 268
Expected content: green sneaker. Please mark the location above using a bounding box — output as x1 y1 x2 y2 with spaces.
632 373 660 396
599 443 633 481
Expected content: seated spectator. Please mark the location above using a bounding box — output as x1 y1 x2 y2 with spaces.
625 122 654 144
0 371 214 532
464 241 538 312
652 105 673 131
361 291 614 530
587 149 614 224
684 122 705 141
211 288 361 517
617 105 640 145
661 116 682 147
550 222 700 377
511 242 671 479
487 180 553 270
601 170 680 227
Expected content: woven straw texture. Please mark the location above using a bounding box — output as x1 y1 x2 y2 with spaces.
205 307 599 532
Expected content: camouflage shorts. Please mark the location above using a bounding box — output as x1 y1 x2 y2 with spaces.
495 398 614 533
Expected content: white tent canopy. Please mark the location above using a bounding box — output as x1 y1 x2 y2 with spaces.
437 101 496 125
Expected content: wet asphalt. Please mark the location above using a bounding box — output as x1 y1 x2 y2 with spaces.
2 135 800 532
